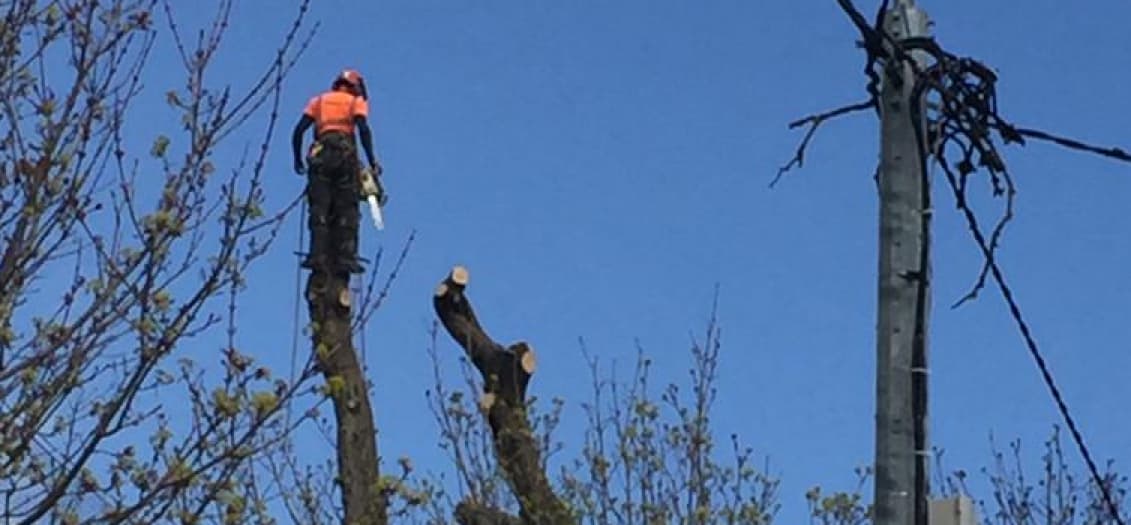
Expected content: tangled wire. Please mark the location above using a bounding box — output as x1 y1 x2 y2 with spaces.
777 1 1131 523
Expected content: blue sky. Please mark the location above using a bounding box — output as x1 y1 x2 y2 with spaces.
118 0 1131 521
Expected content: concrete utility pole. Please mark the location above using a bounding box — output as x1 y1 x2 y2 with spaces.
874 1 932 525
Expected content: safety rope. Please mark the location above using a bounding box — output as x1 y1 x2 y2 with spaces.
285 200 306 427
357 273 368 370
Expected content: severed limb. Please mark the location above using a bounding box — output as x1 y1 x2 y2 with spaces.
433 266 573 525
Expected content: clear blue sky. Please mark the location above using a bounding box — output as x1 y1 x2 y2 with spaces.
132 1 1130 521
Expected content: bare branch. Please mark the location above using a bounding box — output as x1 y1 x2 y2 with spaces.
773 100 875 187
0 0 320 522
1006 126 1131 163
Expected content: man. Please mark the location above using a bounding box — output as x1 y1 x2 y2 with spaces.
291 68 384 274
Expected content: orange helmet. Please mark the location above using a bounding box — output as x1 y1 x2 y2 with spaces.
332 69 367 99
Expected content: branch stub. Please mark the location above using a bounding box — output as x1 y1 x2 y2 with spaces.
450 265 469 287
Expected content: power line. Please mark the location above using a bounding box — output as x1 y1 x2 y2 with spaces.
941 167 1126 525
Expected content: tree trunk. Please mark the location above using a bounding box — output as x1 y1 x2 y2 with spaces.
307 271 387 525
455 501 524 525
433 266 574 525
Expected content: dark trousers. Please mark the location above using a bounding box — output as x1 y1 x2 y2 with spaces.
305 132 361 273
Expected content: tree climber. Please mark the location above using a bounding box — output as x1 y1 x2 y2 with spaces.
292 68 385 274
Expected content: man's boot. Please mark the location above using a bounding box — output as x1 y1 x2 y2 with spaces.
301 225 330 271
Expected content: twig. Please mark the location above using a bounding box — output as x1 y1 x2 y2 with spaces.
772 100 875 188
1006 125 1131 163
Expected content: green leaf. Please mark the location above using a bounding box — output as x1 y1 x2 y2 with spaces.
150 135 170 158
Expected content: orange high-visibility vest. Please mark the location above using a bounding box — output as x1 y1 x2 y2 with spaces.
304 90 369 136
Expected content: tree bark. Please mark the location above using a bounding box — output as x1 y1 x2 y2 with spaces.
307 271 387 525
433 266 573 525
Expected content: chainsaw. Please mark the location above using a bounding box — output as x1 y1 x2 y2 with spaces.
358 166 385 230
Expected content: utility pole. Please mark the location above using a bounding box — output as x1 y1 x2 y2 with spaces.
874 1 932 525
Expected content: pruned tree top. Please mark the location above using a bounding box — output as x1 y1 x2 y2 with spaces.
433 265 571 525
